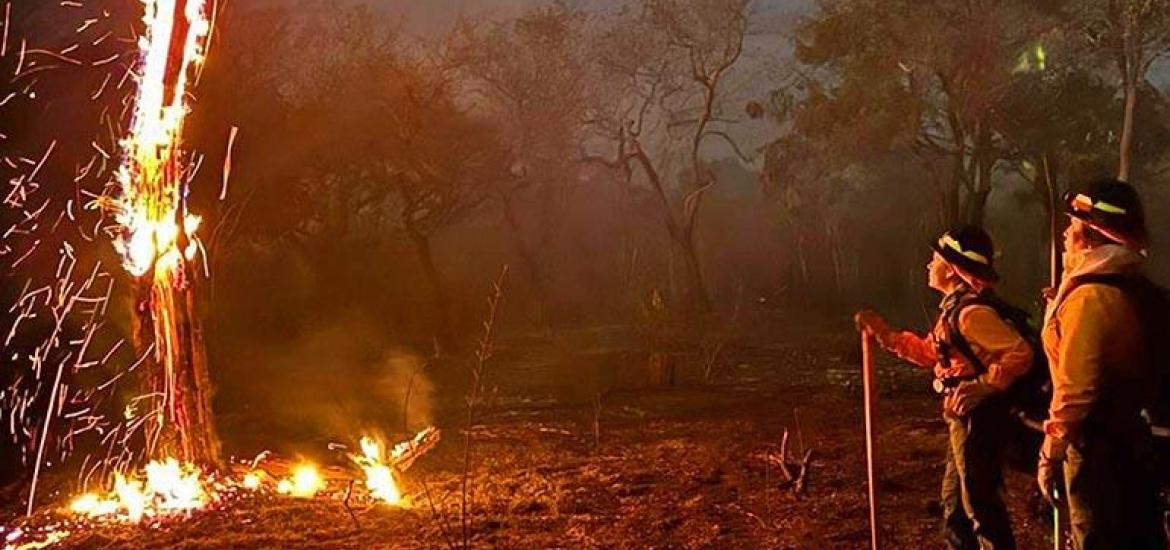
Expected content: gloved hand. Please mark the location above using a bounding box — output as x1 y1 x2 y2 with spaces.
1040 287 1058 307
854 310 893 347
945 379 996 416
1036 436 1069 505
932 351 965 379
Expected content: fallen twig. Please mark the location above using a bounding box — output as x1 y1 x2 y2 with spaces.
422 477 458 550
777 429 794 482
794 449 814 495
768 427 815 494
342 480 361 531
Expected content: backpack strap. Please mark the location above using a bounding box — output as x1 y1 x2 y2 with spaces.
1065 273 1137 295
940 290 1034 376
941 293 989 375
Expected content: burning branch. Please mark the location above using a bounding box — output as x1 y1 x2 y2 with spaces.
386 426 442 473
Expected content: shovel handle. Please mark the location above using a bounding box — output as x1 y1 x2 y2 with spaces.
862 332 879 550
1052 488 1062 550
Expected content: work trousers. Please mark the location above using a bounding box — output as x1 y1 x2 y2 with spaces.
1062 414 1166 550
941 400 1016 550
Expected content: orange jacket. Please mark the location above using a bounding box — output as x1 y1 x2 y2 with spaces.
1042 246 1146 445
884 291 1033 391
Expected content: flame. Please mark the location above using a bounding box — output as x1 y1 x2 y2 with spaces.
276 463 323 498
80 0 215 461
352 437 403 506
56 429 439 525
242 472 262 490
105 0 210 278
2 530 70 550
67 458 208 523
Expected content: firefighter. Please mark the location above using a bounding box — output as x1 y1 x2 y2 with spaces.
856 225 1032 550
1036 177 1166 549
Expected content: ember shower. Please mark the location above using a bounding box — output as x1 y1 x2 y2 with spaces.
95 0 219 468
5 0 221 516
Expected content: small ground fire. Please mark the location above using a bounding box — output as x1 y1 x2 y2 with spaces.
3 429 438 549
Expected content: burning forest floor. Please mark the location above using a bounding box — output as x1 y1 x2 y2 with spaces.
5 318 1056 549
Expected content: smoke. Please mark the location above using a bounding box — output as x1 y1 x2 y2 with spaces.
214 312 434 454
375 349 436 434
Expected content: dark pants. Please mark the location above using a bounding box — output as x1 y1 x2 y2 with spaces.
941 401 1016 550
1063 416 1166 550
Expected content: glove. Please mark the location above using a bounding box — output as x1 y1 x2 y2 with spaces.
932 352 965 379
854 310 893 346
1036 436 1069 505
945 379 996 416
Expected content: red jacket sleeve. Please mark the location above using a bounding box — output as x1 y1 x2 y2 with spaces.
883 330 937 368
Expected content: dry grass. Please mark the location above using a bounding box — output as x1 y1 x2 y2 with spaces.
16 327 1055 549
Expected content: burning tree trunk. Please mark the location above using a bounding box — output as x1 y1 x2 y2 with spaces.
102 0 221 467
132 270 221 466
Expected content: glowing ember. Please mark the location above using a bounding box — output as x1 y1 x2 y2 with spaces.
66 458 209 523
352 437 403 506
277 463 324 498
68 493 115 517
242 472 262 490
2 529 70 550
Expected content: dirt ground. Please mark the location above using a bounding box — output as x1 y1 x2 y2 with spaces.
11 319 1061 549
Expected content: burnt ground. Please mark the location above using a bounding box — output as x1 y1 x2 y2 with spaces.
10 317 1058 549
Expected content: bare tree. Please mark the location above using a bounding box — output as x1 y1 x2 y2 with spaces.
1075 0 1170 182
451 6 590 323
585 0 749 313
198 5 508 351
367 57 511 350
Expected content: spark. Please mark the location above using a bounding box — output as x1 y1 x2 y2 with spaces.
1 2 9 58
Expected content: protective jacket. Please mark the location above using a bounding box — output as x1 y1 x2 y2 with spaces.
885 288 1032 395
1041 244 1165 549
1042 244 1146 447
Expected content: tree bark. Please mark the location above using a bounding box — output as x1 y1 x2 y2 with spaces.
410 230 456 351
501 190 548 324
678 231 712 314
174 282 221 466
795 230 810 298
962 119 994 227
1119 77 1137 182
945 155 963 226
1041 154 1063 287
133 275 221 467
629 146 712 314
1117 5 1140 183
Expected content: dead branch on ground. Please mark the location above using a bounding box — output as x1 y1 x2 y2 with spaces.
769 428 815 495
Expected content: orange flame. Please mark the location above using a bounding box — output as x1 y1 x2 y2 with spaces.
66 458 209 523
106 0 210 278
276 463 324 498
85 0 215 462
352 437 404 506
